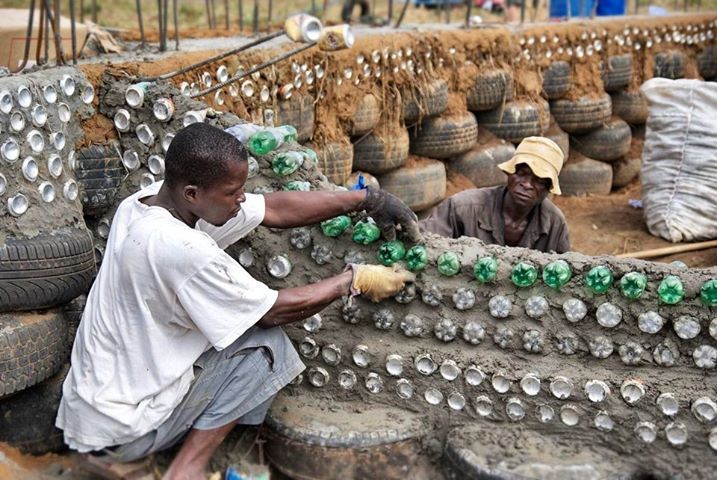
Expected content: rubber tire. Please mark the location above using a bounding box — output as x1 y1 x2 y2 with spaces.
311 136 354 185
449 133 515 188
402 79 449 124
276 93 315 143
0 310 68 398
544 121 569 159
478 100 543 143
697 46 717 80
0 228 95 313
0 363 68 454
467 68 513 111
653 50 686 79
612 155 641 189
550 93 612 134
559 152 613 196
611 90 648 125
542 61 571 100
570 116 632 163
409 111 478 159
265 390 428 480
62 294 86 359
353 127 410 175
349 93 381 137
76 145 123 218
378 158 447 211
602 54 633 92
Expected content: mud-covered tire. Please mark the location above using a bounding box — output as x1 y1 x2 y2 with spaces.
0 228 95 313
544 121 569 158
275 93 315 143
0 310 68 398
466 68 513 111
265 391 428 480
559 152 613 196
353 127 410 174
542 61 571 100
378 157 447 211
310 136 354 185
402 79 449 124
76 145 123 218
550 93 612 134
449 129 515 188
0 364 68 454
570 116 632 162
653 50 686 79
409 111 478 159
611 90 648 125
602 54 633 92
478 100 543 143
62 294 86 359
612 155 641 188
348 93 381 137
697 46 717 80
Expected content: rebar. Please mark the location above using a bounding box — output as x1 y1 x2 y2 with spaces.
191 42 316 99
91 0 97 22
252 0 259 34
173 0 179 49
157 0 165 51
395 0 411 27
239 0 244 31
69 0 77 63
464 0 472 28
268 0 273 25
225 0 230 29
388 0 394 24
10 0 36 73
136 0 146 48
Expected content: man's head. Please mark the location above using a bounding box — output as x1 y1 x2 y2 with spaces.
165 123 249 226
497 136 564 209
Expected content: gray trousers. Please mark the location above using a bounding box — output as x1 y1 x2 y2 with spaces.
99 326 304 463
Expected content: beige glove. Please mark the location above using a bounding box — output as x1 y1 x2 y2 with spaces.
348 264 416 302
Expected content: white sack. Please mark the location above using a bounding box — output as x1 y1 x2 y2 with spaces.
640 78 717 242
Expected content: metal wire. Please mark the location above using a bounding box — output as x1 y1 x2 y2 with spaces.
191 41 316 99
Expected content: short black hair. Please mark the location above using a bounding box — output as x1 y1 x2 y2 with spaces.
165 123 247 189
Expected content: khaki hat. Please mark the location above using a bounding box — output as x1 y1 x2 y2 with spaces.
497 136 564 195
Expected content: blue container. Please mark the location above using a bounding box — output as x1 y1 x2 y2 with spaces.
549 0 597 18
596 0 626 15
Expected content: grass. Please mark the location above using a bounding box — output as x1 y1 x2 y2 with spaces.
0 0 714 33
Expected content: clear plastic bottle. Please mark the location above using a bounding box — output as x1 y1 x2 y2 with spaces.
225 123 262 143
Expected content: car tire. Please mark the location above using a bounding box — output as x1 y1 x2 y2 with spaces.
76 145 124 218
558 152 613 196
402 79 449 124
544 121 569 159
612 155 641 189
601 54 633 92
347 93 381 137
467 68 513 111
570 116 632 163
697 46 717 80
378 157 447 211
449 128 515 188
550 93 612 134
653 50 686 79
353 127 410 174
478 100 543 143
409 111 479 159
611 90 648 125
310 135 354 185
276 93 315 142
542 61 571 100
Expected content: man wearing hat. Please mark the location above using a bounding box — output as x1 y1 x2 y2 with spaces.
420 136 570 253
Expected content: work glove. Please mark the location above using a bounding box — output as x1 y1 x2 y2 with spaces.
357 188 423 243
348 264 416 303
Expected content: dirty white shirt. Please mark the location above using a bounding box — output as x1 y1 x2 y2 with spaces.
56 181 278 452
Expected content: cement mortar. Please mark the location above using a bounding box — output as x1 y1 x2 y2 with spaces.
0 67 92 239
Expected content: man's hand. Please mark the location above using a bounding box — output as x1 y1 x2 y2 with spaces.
358 188 422 243
349 264 416 302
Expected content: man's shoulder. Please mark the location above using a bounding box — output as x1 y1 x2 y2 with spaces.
541 197 568 224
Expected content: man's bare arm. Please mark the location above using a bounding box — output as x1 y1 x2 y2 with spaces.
262 190 365 229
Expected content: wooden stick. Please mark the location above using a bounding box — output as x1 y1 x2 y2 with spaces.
616 240 717 260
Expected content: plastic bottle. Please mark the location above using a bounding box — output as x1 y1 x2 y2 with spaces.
543 260 572 289
474 256 498 283
658 275 684 305
271 151 304 176
225 123 262 143
248 125 298 156
700 279 717 307
303 148 318 165
283 180 311 191
352 219 381 245
619 272 648 299
511 262 538 288
320 215 352 237
405 245 428 272
585 265 613 294
377 240 406 266
437 252 461 276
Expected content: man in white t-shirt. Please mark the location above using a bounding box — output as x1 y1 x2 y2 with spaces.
57 123 419 479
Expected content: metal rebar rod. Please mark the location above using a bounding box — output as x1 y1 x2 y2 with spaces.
91 0 97 22
520 0 526 23
11 0 36 73
252 0 258 34
192 42 316 98
157 0 165 51
69 0 77 63
211 0 217 28
80 0 84 22
36 0 46 64
225 0 230 28
388 0 394 24
268 0 273 26
311 0 316 14
45 0 65 65
396 0 411 27
136 0 146 47
163 0 170 50
173 0 179 49
321 0 329 21
464 0 472 28
145 30 284 81
206 0 212 27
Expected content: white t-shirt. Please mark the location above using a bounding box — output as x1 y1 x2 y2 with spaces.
56 181 278 452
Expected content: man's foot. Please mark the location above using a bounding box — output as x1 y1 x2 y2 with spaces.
78 454 157 480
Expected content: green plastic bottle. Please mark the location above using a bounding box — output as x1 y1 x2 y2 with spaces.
303 148 318 165
473 256 498 283
542 260 572 289
405 245 428 272
352 219 381 245
320 215 351 237
619 272 648 300
271 151 304 176
283 180 311 191
658 275 684 305
377 241 406 266
247 125 298 156
585 265 613 294
700 279 717 307
511 262 538 287
437 252 461 276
